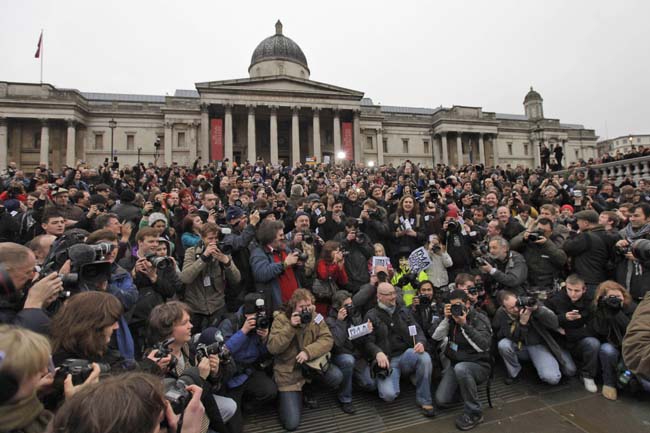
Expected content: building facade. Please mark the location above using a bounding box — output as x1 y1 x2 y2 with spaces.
0 21 598 172
597 134 650 156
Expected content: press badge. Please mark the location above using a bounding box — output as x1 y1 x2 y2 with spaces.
449 342 459 352
203 276 211 287
314 313 324 324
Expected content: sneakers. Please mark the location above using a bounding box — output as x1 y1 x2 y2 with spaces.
602 385 618 401
455 413 484 431
340 402 356 414
582 377 597 393
420 405 436 418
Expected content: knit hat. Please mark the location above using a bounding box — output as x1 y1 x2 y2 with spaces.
295 211 309 220
560 204 574 213
307 193 321 202
574 210 598 224
148 212 168 227
2 199 20 212
445 209 459 219
120 189 136 203
226 206 245 222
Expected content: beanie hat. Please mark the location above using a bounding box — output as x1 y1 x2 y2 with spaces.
148 212 168 227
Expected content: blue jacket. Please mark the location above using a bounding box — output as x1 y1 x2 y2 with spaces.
249 243 297 311
108 264 138 360
181 232 201 249
219 310 269 388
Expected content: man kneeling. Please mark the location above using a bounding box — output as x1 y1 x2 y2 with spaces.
433 289 492 431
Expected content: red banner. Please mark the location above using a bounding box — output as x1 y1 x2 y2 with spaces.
210 118 223 161
342 122 353 160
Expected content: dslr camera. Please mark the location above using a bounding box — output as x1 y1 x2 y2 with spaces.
163 370 200 414
55 359 110 385
145 252 173 270
299 306 312 324
526 230 544 243
195 331 232 364
446 220 460 232
417 294 432 306
450 303 467 317
515 296 538 308
255 298 270 329
153 337 177 371
599 295 623 310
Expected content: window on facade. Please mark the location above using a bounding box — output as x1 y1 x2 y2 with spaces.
157 135 164 149
94 134 103 150
638 138 642 143
524 144 529 155
423 140 430 154
126 134 135 150
365 136 373 150
575 149 580 159
507 142 513 155
33 132 41 149
402 139 409 153
383 138 388 153
177 132 186 148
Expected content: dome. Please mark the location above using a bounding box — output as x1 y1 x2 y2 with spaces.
524 86 543 104
249 21 309 74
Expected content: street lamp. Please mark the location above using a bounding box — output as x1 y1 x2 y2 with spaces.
337 151 346 160
108 118 117 161
367 160 375 167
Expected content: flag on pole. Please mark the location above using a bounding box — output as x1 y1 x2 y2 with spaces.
34 31 43 58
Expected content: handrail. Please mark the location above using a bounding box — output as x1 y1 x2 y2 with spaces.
551 155 650 183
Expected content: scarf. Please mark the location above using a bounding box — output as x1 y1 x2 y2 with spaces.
0 392 52 433
378 301 396 316
624 223 650 241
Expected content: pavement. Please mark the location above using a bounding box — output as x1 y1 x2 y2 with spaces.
243 367 650 433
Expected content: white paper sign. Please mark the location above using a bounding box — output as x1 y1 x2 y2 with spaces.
347 323 372 340
408 247 432 274
408 325 418 336
371 256 391 271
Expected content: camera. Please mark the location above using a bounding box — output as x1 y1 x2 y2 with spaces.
396 273 419 290
274 200 286 209
417 294 432 306
162 370 200 414
355 231 366 242
145 252 173 270
474 255 494 268
255 298 270 329
234 199 243 208
516 296 538 308
600 295 623 310
217 241 233 255
467 286 479 296
293 249 308 262
152 201 163 212
344 304 356 318
301 231 314 245
56 359 110 385
450 303 466 317
432 244 442 254
299 306 312 324
527 231 544 243
370 360 393 380
153 337 177 371
195 331 231 364
446 220 460 232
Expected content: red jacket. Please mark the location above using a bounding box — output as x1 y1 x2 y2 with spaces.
316 259 348 287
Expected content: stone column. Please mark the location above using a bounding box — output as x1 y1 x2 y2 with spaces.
200 104 209 160
534 140 542 168
270 106 278 165
247 105 256 163
376 128 384 165
224 104 233 162
164 122 172 165
312 107 321 162
66 119 76 168
433 134 441 166
478 133 486 165
441 132 449 165
353 110 361 163
291 106 300 166
189 122 198 162
456 133 463 167
40 119 50 168
333 109 341 157
0 117 7 171
493 134 499 166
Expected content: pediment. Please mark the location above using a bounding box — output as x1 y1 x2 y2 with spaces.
195 76 363 100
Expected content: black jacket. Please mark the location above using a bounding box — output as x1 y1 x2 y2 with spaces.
363 305 426 359
545 290 594 348
563 226 618 284
325 307 368 357
432 308 492 365
591 301 636 348
333 232 374 293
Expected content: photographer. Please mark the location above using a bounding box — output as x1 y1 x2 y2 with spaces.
441 210 477 281
317 197 346 242
411 281 445 368
478 236 528 297
325 290 377 414
285 211 318 289
217 293 278 433
389 196 426 261
334 218 374 293
614 203 650 302
120 227 179 351
424 234 453 288
358 198 389 245
267 289 342 431
181 222 241 330
591 281 637 400
147 301 237 430
0 242 63 334
510 218 567 291
432 290 492 431
494 291 576 385
545 275 600 393
362 282 435 417
52 372 205 433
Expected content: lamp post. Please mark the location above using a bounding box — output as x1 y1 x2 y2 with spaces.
108 118 117 161
137 147 142 165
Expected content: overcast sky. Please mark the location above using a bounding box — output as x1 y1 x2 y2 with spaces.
2 0 648 140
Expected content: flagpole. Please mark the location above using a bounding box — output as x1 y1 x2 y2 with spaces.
40 29 43 84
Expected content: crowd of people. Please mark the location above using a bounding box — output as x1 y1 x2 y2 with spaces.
1 156 650 433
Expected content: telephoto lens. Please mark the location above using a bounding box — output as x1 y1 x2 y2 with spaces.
299 306 312 324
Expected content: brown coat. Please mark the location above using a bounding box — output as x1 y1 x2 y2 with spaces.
267 310 333 392
622 291 650 380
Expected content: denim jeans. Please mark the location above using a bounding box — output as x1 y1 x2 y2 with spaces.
599 342 620 387
375 348 432 406
333 353 376 404
435 361 490 416
498 338 576 385
277 363 343 431
570 337 600 378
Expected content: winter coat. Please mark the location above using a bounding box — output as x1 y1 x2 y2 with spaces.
590 300 636 349
249 244 301 312
615 226 650 301
432 308 492 365
333 233 374 293
180 246 241 315
484 251 529 296
267 310 333 392
563 225 618 285
545 290 594 348
112 202 142 224
622 292 650 380
510 232 567 289
363 305 426 359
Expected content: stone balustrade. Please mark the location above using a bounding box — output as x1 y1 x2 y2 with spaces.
554 155 650 184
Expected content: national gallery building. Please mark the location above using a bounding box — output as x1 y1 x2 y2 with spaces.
0 21 598 172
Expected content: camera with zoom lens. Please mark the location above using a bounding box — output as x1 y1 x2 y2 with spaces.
344 304 356 317
599 295 623 310
516 296 538 308
526 231 544 243
417 294 432 306
474 255 494 268
370 360 393 380
446 220 460 232
153 337 177 371
217 241 233 255
301 231 314 245
163 371 199 414
195 332 231 364
293 249 308 262
299 306 312 324
450 303 466 317
255 298 270 329
432 244 442 254
145 252 173 270
55 359 110 385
